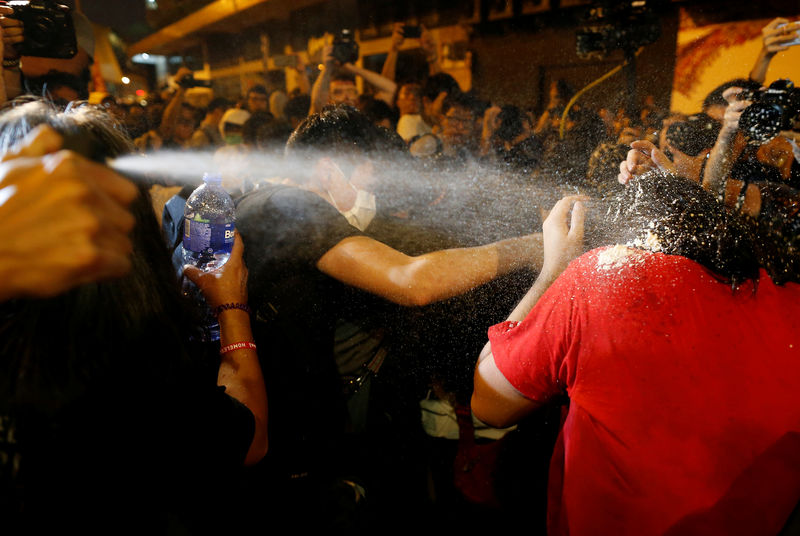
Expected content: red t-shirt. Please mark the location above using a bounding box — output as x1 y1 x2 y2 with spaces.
490 246 800 536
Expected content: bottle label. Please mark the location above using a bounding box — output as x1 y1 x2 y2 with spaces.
183 218 235 254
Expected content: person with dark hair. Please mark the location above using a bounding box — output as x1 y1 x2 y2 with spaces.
0 100 268 533
701 78 760 123
420 72 461 132
0 7 95 104
190 96 231 149
134 68 199 151
436 91 481 159
233 104 544 530
472 172 800 535
356 93 398 130
246 84 269 114
284 93 311 129
480 104 543 172
242 110 292 151
310 41 397 115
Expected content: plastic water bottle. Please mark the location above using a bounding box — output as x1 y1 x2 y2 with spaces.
182 173 235 342
182 173 235 272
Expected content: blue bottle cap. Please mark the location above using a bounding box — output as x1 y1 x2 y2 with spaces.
202 173 223 184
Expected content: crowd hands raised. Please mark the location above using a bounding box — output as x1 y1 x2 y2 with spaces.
0 7 799 534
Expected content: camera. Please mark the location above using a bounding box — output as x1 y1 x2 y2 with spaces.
332 29 359 64
7 0 77 59
739 79 800 145
576 0 662 59
402 25 421 38
665 113 721 157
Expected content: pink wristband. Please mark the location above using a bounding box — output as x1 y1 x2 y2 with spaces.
220 341 257 355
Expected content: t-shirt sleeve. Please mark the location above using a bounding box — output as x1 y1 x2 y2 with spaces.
237 185 362 268
489 260 584 403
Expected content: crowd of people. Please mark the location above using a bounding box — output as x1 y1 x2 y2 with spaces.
0 6 799 535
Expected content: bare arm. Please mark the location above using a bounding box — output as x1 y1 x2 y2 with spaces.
381 23 404 82
749 18 800 84
342 62 398 105
472 196 586 428
310 44 335 115
184 235 268 466
420 26 441 76
702 87 749 197
316 233 542 307
292 55 311 95
158 67 192 140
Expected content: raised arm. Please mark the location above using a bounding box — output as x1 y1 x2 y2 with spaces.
316 232 543 307
381 23 404 82
184 235 268 466
702 87 750 197
420 26 441 76
310 43 335 115
158 67 192 140
342 62 398 106
472 196 586 428
749 18 800 84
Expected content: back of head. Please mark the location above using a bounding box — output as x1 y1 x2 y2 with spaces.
243 111 292 149
357 95 398 128
0 99 197 409
284 94 310 124
441 91 477 118
702 78 760 113
496 105 526 142
422 72 461 101
287 104 397 159
207 97 231 115
247 84 268 98
601 171 770 287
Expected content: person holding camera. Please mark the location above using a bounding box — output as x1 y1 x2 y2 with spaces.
134 67 199 151
750 17 800 86
381 22 441 84
0 3 95 105
309 30 397 116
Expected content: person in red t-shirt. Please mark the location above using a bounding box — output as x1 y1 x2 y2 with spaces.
472 172 800 536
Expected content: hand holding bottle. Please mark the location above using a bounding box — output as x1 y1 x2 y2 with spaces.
183 231 248 311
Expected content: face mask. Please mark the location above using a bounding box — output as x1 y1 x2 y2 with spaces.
326 163 377 232
224 134 243 146
341 186 376 231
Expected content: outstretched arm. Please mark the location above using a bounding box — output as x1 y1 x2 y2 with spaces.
317 232 543 307
472 196 586 428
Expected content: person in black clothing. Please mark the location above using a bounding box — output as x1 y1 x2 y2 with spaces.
0 100 267 535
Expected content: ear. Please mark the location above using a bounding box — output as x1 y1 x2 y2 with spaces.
314 157 341 189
